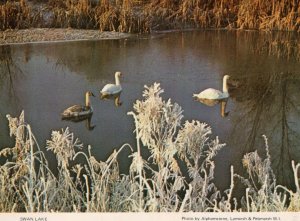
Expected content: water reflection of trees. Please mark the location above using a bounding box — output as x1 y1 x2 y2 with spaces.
17 31 300 84
196 31 300 189
229 71 300 188
181 31 300 188
247 31 300 61
51 40 130 81
0 45 23 98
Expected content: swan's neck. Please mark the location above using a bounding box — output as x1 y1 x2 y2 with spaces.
85 93 91 107
223 77 228 93
115 75 120 86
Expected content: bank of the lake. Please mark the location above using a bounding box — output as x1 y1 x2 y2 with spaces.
0 28 132 45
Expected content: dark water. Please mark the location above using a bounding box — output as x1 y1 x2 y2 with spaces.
1 30 300 190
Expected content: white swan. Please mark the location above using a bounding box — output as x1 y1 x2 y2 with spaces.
193 75 230 100
100 71 122 99
61 91 95 119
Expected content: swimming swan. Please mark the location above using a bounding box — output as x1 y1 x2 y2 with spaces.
61 91 95 119
193 75 230 100
100 71 122 99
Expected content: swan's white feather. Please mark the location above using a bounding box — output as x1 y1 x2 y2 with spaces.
101 84 122 95
193 88 229 100
193 75 230 100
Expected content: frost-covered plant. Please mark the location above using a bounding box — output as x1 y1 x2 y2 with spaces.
45 127 85 212
0 84 299 212
285 161 300 211
0 111 55 212
46 127 82 167
4 111 28 165
235 135 300 212
128 83 186 211
127 83 225 212
73 144 133 212
131 82 183 168
176 120 226 211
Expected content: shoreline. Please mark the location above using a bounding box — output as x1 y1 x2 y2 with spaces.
1 28 298 45
0 28 133 45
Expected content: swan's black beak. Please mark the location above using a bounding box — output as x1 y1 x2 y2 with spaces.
91 92 95 97
88 125 96 130
222 111 230 118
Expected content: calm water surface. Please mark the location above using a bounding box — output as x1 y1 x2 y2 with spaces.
1 30 300 190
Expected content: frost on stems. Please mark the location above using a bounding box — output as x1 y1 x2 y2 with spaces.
239 135 300 212
132 82 183 168
129 83 187 211
0 111 56 212
176 120 225 212
2 111 30 163
129 83 226 212
46 127 83 167
0 84 300 212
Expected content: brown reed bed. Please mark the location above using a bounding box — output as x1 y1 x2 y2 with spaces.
0 0 299 33
0 0 31 30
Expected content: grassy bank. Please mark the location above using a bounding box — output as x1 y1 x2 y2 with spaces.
0 0 299 33
0 83 299 212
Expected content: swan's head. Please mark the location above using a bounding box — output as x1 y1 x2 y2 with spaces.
86 91 95 97
115 71 122 78
223 75 230 81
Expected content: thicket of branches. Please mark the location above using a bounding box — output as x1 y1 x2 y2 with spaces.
0 0 299 32
0 83 299 212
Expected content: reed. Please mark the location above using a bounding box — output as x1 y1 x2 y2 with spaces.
0 83 299 212
0 0 299 32
237 0 300 31
0 0 31 30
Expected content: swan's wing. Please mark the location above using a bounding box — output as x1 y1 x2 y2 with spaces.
101 84 122 95
195 88 224 100
62 105 87 115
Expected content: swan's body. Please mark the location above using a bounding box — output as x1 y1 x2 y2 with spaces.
100 72 122 99
193 75 230 100
61 91 95 119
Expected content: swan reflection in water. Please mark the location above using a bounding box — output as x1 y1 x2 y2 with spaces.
196 97 229 117
100 71 123 107
193 75 230 117
100 91 123 107
62 114 96 131
61 91 96 130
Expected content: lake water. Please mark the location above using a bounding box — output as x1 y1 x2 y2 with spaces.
0 30 300 191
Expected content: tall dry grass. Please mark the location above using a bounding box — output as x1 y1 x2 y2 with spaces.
0 0 299 32
0 0 31 30
0 83 299 212
237 0 300 31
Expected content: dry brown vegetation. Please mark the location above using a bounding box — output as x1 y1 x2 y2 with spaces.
0 0 299 32
0 0 31 30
